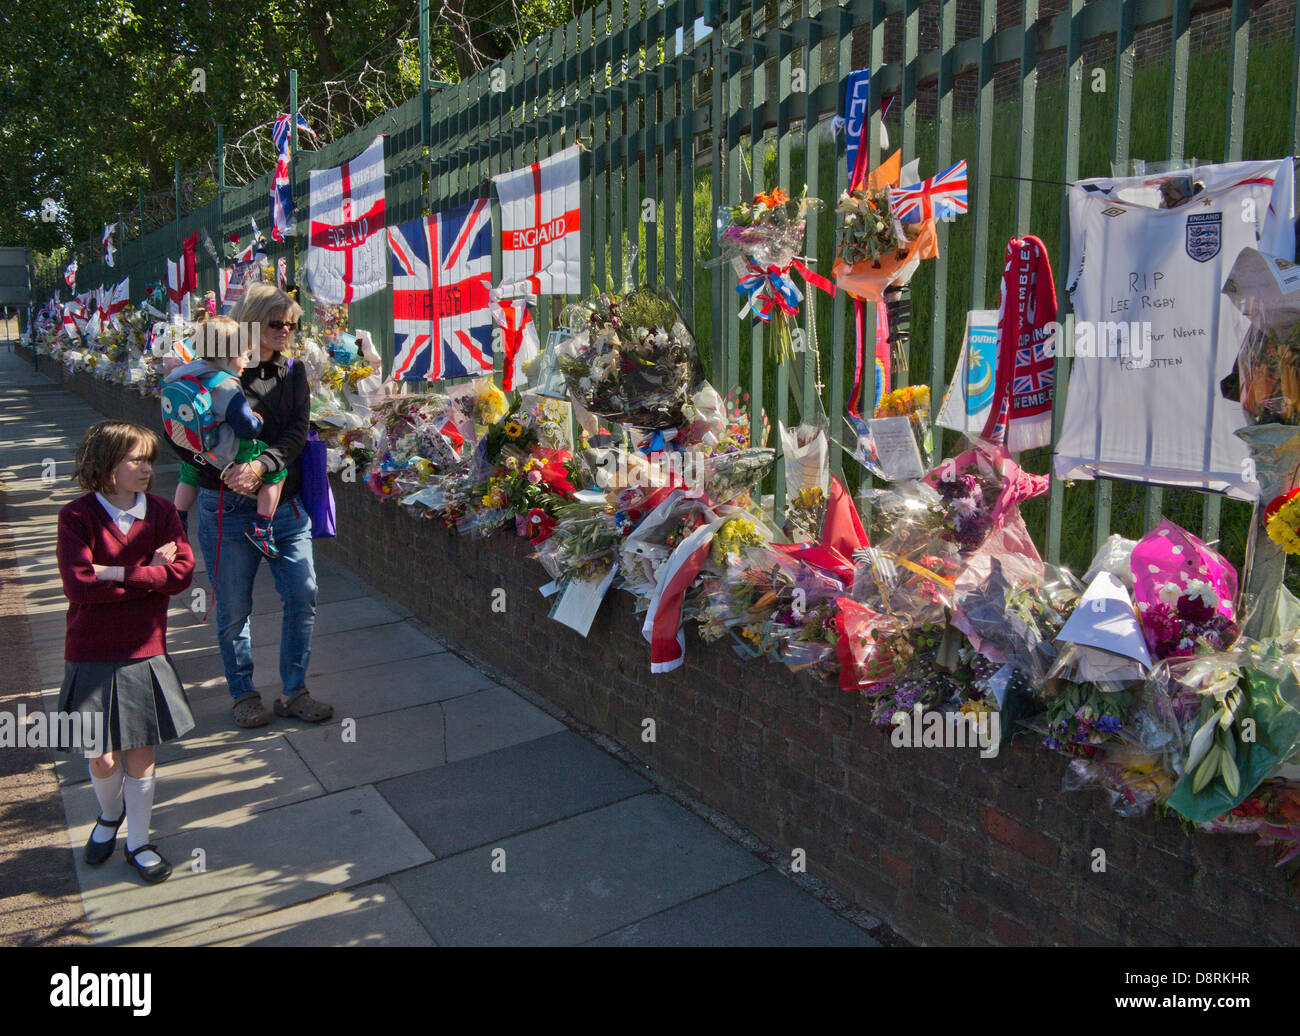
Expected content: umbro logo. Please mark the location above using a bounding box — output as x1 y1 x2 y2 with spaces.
1101 206 1126 217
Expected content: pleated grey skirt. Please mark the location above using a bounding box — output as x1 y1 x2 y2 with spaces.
57 655 195 757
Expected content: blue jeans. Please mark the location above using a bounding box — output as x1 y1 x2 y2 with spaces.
196 487 317 702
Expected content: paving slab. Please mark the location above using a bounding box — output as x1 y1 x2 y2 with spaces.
160 882 436 947
61 737 324 839
441 684 567 763
304 652 499 716
75 785 433 946
379 730 651 857
586 870 880 946
388 793 766 946
287 702 447 792
163 596 406 657
169 619 443 688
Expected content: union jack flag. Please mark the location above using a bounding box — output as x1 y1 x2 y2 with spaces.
386 199 493 382
270 114 316 242
889 159 968 223
64 261 77 290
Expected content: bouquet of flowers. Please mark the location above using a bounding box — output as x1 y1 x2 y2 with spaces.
556 286 697 429
714 187 833 366
1199 781 1300 867
1221 248 1300 424
1130 519 1239 660
836 184 904 266
1150 644 1300 823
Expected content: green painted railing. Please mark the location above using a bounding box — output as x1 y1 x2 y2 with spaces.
38 0 1300 574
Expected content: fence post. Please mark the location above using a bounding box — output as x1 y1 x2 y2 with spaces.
289 68 299 288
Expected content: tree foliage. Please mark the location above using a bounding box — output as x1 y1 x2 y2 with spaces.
3 0 585 262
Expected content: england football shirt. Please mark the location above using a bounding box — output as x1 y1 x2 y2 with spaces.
1055 158 1295 501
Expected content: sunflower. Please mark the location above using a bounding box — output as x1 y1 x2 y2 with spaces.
504 420 523 439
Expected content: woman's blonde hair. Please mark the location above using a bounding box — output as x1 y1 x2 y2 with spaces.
231 283 303 328
74 422 159 494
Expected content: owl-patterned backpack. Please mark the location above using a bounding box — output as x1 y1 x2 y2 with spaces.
160 370 235 467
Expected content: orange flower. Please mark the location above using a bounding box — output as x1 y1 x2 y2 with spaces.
754 188 790 208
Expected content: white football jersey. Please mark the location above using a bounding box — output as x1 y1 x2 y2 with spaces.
1055 159 1295 501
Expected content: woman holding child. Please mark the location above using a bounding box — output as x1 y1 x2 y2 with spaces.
169 284 334 729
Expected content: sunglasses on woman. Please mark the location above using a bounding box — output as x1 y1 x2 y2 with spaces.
266 320 298 331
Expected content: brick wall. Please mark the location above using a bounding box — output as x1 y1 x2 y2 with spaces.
29 344 1300 947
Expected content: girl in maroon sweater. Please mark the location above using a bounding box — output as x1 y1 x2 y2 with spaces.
57 421 196 884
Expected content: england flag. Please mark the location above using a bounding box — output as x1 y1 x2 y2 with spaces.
492 145 582 296
386 199 493 382
165 257 185 317
305 135 387 305
100 278 130 328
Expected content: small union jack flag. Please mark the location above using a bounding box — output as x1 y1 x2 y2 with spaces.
889 159 968 223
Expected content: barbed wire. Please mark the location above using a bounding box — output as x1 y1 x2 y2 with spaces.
222 61 419 186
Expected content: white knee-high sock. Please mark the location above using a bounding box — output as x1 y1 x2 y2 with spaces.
123 774 162 867
89 765 125 842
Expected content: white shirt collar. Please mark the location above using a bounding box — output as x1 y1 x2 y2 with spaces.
95 492 147 528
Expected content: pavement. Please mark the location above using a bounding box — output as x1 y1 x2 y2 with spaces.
0 346 882 947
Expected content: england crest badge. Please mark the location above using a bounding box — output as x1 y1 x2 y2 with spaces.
1185 211 1222 263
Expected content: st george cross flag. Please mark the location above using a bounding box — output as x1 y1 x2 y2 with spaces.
489 290 539 391
100 278 130 328
306 135 387 305
492 144 582 296
62 303 79 340
889 160 968 223
386 199 493 382
164 257 185 317
64 261 77 291
103 224 117 268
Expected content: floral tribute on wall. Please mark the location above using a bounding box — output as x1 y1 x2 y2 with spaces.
27 214 1300 877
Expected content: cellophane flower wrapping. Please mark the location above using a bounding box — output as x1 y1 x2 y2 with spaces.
1130 519 1238 660
1221 247 1300 424
1196 780 1300 865
1147 643 1300 823
852 483 960 624
556 287 697 429
951 522 1082 686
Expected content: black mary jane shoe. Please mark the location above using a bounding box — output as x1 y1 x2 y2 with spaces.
84 812 126 866
124 843 173 884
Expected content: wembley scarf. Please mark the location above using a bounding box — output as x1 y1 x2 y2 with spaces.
980 235 1057 453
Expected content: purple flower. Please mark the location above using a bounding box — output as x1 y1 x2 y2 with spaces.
1043 736 1062 750
954 510 992 550
1177 593 1216 624
1095 715 1122 733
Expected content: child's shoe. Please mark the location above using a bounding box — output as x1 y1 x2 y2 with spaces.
245 518 280 559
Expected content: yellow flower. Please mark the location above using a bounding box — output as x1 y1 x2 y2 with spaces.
504 420 523 439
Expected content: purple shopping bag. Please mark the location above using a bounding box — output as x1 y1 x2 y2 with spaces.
300 428 337 539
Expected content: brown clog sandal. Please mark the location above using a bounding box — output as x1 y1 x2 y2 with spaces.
232 693 272 729
274 689 334 723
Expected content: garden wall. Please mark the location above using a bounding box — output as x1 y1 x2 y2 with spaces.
22 341 1299 947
